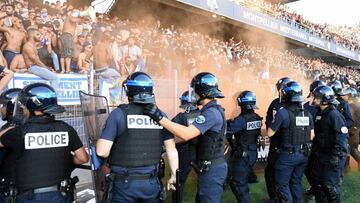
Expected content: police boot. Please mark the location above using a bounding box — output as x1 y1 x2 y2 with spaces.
314 185 328 203
248 169 258 183
229 180 243 203
323 185 340 203
305 187 315 201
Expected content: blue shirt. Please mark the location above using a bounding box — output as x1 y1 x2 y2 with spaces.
265 98 283 128
227 116 246 137
192 100 224 134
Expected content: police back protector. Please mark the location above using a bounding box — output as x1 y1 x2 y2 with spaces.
235 112 262 148
280 105 311 146
16 116 74 191
109 104 163 168
197 103 226 161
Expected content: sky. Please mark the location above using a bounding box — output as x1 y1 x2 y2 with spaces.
287 0 360 27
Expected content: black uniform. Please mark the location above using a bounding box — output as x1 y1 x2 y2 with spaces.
337 97 354 129
227 110 262 203
312 105 349 203
1 115 83 202
169 109 200 203
265 97 283 201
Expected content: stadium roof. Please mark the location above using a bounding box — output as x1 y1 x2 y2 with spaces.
287 0 360 26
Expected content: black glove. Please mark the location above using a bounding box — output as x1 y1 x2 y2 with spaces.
144 104 163 123
329 156 340 168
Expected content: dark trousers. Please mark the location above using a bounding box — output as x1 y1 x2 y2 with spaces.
172 145 196 203
265 149 279 201
196 162 227 203
16 191 71 203
230 149 257 203
274 151 308 203
312 152 346 203
111 177 160 203
305 152 317 190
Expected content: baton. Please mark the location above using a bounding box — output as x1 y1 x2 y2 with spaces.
175 169 181 203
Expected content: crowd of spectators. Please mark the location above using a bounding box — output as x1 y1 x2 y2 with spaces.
0 0 360 94
230 0 360 52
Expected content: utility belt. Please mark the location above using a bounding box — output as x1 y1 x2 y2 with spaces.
233 144 257 159
275 143 312 155
317 148 348 157
18 176 79 201
190 157 225 174
113 172 157 183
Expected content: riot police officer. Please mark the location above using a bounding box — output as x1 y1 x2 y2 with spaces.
311 85 349 202
0 88 21 202
304 80 326 119
144 72 227 203
303 80 325 199
227 91 262 203
0 83 89 203
328 80 354 128
265 77 291 202
169 91 200 203
96 72 179 203
342 87 360 171
266 81 314 202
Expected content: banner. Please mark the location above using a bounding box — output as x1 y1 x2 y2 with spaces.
176 0 360 62
7 73 89 105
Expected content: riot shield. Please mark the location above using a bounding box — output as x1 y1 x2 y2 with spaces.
79 91 110 203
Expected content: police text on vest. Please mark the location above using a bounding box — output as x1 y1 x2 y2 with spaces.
127 115 163 129
247 121 262 130
296 117 310 126
25 132 69 149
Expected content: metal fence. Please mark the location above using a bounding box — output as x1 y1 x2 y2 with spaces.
55 69 189 147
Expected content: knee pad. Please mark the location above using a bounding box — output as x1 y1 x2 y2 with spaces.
322 184 340 203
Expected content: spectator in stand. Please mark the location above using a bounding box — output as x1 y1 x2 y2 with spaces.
111 34 123 73
38 23 60 72
93 31 120 84
72 33 86 73
22 28 59 89
10 54 27 73
3 4 15 27
0 52 14 92
0 32 6 51
0 16 26 67
121 36 144 72
77 41 92 74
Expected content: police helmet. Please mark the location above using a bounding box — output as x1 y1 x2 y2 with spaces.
17 83 65 114
343 87 359 98
307 80 326 98
179 91 197 111
0 88 21 120
328 80 343 96
190 72 224 101
281 81 304 103
237 91 258 110
276 77 291 91
312 86 340 105
123 72 155 104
